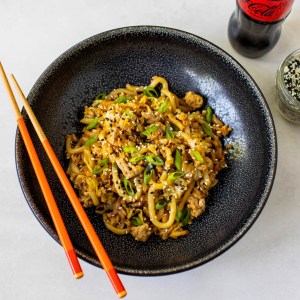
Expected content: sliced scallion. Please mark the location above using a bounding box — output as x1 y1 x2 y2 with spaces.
145 155 164 166
155 199 168 210
123 146 138 153
92 158 109 175
168 171 184 181
129 155 145 164
142 125 158 136
144 164 153 184
158 100 169 113
143 86 158 98
192 150 204 163
131 216 143 226
202 122 213 137
181 207 190 226
95 92 106 100
175 209 182 222
166 124 174 139
86 117 99 130
174 149 182 170
114 95 131 104
123 109 134 118
206 106 213 124
123 178 135 197
85 135 98 146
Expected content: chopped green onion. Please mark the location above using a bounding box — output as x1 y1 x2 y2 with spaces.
123 109 134 118
206 106 213 124
181 207 190 226
142 125 158 136
202 122 213 137
85 135 98 146
129 155 145 164
144 164 153 184
122 146 138 153
174 149 182 170
192 150 204 163
168 171 184 181
95 92 106 100
86 117 99 130
175 208 190 226
143 86 158 98
175 209 182 222
92 158 109 175
166 124 174 139
131 216 143 226
155 199 168 210
114 95 131 104
158 100 169 113
123 178 135 197
145 155 164 166
101 158 109 164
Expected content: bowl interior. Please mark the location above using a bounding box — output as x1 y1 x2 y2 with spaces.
15 26 277 275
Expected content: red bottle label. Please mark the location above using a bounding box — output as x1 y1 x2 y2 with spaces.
238 0 294 22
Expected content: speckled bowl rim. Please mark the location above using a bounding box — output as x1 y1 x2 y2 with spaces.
15 25 277 276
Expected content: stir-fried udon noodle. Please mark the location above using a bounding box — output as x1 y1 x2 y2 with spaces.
66 76 232 241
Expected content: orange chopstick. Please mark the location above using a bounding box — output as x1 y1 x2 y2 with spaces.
10 74 127 298
0 62 83 279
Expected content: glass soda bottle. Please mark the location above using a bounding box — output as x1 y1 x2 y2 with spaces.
228 0 294 58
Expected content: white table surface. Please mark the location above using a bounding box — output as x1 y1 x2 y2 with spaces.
1 1 300 299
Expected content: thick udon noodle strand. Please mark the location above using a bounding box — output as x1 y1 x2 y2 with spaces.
66 76 232 242
147 185 177 229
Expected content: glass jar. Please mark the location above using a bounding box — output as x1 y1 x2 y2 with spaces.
276 48 300 124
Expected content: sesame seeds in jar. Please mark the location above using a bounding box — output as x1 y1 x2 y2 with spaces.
276 48 300 124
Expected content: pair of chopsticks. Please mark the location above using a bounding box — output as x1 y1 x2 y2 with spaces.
0 62 126 298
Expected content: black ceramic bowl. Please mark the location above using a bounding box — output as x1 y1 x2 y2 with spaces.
15 26 277 275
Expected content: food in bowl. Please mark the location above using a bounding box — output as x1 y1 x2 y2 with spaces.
65 76 232 241
16 26 277 274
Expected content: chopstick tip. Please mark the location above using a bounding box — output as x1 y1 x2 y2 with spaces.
117 290 127 298
74 272 84 279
